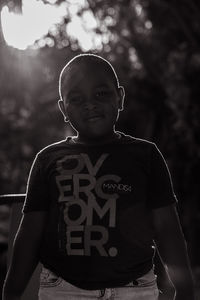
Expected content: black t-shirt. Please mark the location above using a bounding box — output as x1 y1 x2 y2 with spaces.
23 133 177 289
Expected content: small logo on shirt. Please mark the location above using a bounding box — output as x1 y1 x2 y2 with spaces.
102 183 132 194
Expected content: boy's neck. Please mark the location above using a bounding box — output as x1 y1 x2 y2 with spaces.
72 131 121 145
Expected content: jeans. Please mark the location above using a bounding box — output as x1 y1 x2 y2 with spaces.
38 267 159 300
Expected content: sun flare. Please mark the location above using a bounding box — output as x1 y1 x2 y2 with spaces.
1 0 102 51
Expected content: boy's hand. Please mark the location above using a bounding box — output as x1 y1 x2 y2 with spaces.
152 205 195 300
2 211 47 300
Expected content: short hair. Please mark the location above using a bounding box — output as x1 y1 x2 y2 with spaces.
59 53 120 101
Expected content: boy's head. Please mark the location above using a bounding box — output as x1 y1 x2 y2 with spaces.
58 53 125 142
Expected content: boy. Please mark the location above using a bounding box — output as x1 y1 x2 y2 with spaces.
3 54 195 300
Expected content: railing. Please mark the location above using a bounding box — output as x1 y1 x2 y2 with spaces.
0 194 26 205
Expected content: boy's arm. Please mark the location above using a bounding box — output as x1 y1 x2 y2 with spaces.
152 204 195 300
2 211 47 300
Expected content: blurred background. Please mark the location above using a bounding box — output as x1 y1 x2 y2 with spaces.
0 0 200 298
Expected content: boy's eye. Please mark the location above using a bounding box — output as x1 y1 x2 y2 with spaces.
70 95 83 104
96 90 111 98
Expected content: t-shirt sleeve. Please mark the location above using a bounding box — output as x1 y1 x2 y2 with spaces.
147 143 178 209
22 153 50 213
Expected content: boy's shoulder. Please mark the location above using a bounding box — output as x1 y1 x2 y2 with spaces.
119 132 155 148
36 139 68 157
35 134 156 158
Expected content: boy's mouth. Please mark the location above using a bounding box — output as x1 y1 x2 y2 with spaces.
85 114 104 122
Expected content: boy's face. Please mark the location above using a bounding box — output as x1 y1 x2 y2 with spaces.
59 61 124 142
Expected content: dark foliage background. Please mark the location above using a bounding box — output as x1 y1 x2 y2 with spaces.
0 0 200 295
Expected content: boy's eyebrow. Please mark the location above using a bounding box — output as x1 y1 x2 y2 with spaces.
95 84 111 89
65 84 112 98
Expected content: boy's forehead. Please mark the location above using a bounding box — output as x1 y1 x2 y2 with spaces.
65 60 109 78
62 61 113 89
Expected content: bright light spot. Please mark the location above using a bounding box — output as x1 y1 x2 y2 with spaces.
121 29 130 37
66 0 86 6
129 47 142 69
145 20 152 30
129 48 138 63
104 16 114 26
44 0 57 4
67 16 93 50
66 14 102 51
65 1 103 51
1 0 66 50
135 4 142 16
82 10 97 30
68 3 80 15
1 0 101 51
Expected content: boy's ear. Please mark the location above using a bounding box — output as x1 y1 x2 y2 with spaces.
118 86 125 111
58 99 69 122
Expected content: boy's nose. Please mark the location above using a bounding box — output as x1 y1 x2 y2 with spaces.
84 99 97 110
